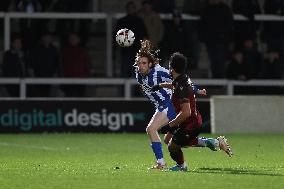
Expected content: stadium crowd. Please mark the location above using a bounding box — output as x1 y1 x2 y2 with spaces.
0 0 284 97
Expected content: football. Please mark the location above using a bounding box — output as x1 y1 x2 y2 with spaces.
116 28 135 47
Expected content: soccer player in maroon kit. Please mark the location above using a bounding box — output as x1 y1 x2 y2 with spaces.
152 52 233 171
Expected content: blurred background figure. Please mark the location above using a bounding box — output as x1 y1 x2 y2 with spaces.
30 32 60 97
31 32 59 78
161 10 189 66
261 49 283 79
242 39 262 79
60 33 90 97
138 0 164 48
2 35 27 97
232 0 261 50
115 1 148 78
15 0 43 51
200 0 233 78
226 50 248 81
262 0 284 72
182 0 207 70
53 0 91 47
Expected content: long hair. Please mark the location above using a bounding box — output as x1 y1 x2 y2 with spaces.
134 39 160 68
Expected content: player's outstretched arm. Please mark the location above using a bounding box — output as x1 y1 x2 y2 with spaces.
197 89 207 96
160 83 173 89
192 84 207 96
151 82 173 91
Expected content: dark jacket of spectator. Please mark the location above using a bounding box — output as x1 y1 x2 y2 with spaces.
61 46 90 77
162 11 189 56
2 49 26 78
138 0 164 47
262 51 283 79
232 0 261 47
115 1 148 77
2 36 27 97
226 51 249 80
31 40 59 77
242 40 262 79
200 0 233 44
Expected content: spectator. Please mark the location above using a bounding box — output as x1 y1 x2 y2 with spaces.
30 32 60 97
200 0 233 78
53 0 91 46
226 50 249 81
161 10 189 64
232 0 261 49
262 0 284 71
60 33 90 97
115 1 148 77
2 35 27 97
13 0 43 50
31 32 59 77
138 0 164 47
183 0 207 69
262 49 283 79
243 39 262 79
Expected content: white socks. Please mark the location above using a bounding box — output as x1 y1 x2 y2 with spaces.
157 158 166 166
197 137 207 147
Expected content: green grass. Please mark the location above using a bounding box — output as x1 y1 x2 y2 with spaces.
0 133 283 189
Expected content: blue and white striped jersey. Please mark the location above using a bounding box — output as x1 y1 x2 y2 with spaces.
135 64 172 108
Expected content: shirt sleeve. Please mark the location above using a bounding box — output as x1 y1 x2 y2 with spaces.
157 66 172 83
176 81 190 103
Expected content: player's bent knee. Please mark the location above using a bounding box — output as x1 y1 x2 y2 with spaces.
164 133 172 145
164 136 171 145
164 139 169 145
146 125 156 134
167 143 175 152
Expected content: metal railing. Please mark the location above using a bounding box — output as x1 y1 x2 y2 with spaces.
0 78 283 100
2 12 284 77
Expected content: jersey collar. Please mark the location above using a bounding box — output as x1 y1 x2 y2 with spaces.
173 74 187 85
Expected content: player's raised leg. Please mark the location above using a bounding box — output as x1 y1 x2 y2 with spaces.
163 132 173 145
217 136 233 157
191 136 233 157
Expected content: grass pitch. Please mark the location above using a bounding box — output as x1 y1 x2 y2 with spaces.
0 133 283 189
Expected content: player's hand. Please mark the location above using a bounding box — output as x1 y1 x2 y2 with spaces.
198 89 207 96
151 84 161 92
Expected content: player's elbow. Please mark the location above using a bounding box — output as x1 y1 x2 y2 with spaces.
181 103 191 119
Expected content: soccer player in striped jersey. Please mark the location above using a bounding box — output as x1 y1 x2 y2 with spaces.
134 40 176 169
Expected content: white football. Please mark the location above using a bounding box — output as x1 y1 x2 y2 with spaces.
116 28 135 47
